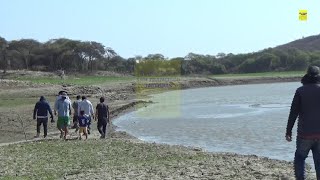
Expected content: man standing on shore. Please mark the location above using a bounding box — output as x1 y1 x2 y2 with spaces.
55 92 72 139
95 97 110 138
78 96 94 134
33 96 54 138
286 66 320 180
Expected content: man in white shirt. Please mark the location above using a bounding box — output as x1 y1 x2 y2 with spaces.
78 96 94 134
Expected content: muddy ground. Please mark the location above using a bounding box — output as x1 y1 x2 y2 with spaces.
0 74 301 143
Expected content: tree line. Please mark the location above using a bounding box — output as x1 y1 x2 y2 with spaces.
1 36 319 76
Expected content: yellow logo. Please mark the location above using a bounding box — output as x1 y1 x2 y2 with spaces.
299 10 307 21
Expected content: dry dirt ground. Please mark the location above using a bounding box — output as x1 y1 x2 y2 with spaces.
0 74 150 143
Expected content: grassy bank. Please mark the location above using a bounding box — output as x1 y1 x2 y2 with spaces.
210 71 304 79
0 139 296 180
13 76 134 86
4 71 304 86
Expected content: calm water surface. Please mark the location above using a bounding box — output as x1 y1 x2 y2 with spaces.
114 82 303 161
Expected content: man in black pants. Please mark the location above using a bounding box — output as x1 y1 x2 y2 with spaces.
72 95 81 131
286 66 320 179
95 97 109 139
33 96 54 138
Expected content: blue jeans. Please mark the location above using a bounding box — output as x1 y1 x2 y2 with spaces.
295 138 320 180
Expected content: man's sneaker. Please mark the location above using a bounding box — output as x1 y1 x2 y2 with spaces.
43 135 47 139
100 133 106 139
34 133 40 138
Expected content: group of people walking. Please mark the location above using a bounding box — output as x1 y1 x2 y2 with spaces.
33 91 110 140
32 65 320 179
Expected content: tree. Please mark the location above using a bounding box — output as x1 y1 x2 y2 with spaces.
289 49 310 70
124 58 136 73
103 47 117 70
0 37 8 73
273 50 289 70
78 41 105 72
256 53 280 71
41 38 77 71
144 53 165 60
216 52 226 59
9 39 41 70
238 58 256 73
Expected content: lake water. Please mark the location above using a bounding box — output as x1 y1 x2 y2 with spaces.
114 82 303 162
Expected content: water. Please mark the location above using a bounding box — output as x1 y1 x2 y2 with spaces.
114 82 302 161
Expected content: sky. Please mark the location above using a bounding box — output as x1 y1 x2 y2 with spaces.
1 0 320 58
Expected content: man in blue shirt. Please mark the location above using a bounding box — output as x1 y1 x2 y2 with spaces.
33 96 54 138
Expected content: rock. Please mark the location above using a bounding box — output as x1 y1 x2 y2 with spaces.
192 147 202 151
244 161 251 166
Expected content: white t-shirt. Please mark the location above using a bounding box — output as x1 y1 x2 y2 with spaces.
78 99 94 116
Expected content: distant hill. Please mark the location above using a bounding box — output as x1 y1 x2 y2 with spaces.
275 34 320 51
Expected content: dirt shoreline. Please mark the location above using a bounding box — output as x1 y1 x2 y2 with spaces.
0 75 310 179
0 76 302 143
0 75 302 138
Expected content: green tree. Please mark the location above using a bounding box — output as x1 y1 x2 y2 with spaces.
9 39 41 70
145 53 165 60
103 47 118 70
0 37 8 73
289 49 310 70
79 41 105 72
238 58 256 73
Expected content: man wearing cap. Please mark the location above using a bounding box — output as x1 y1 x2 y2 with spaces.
54 90 71 115
286 65 320 179
55 92 72 139
33 96 54 138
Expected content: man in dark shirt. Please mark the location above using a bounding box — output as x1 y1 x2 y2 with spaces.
95 97 109 139
286 66 320 180
33 96 54 138
72 95 81 131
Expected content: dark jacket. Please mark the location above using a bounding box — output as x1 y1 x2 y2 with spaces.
33 97 53 119
96 103 109 122
286 75 320 138
301 74 320 85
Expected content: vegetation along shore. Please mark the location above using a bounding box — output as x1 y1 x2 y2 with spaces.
1 30 319 180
